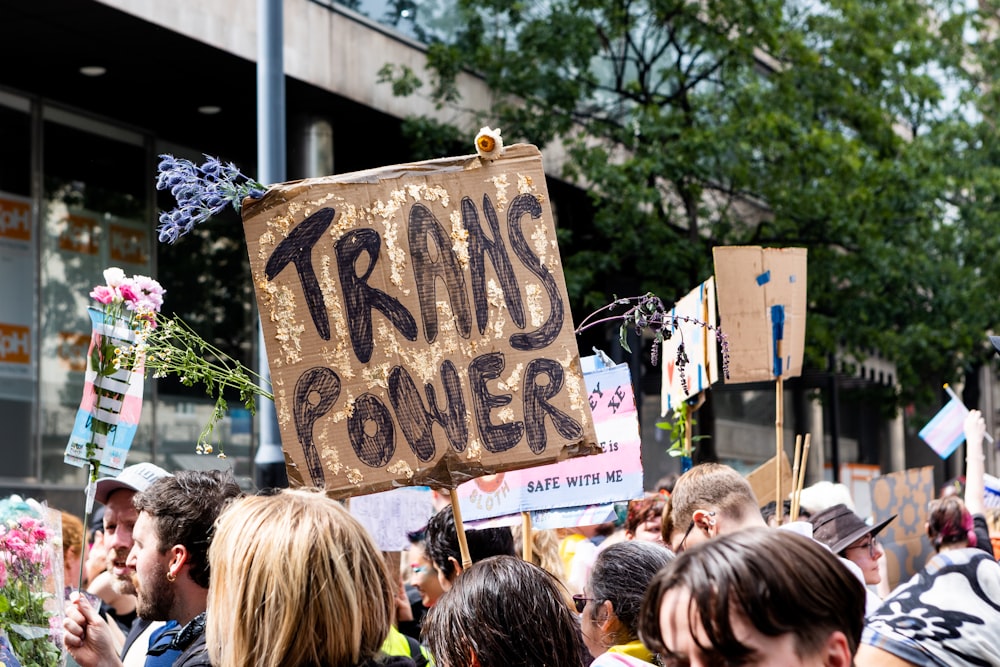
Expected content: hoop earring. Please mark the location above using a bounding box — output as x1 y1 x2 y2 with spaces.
166 571 177 583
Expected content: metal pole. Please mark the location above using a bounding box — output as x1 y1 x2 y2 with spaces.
255 0 287 490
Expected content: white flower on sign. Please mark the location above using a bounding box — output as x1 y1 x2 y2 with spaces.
475 126 504 160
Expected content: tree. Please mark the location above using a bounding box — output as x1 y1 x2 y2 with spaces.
379 0 1000 415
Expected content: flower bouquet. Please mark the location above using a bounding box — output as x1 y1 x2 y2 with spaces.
64 268 164 479
0 496 65 667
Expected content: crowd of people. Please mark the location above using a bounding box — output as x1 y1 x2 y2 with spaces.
54 408 1000 667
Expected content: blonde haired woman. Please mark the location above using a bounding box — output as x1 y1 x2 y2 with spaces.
207 489 416 667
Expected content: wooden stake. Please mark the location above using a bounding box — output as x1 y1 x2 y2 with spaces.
788 434 802 523
521 512 533 564
775 377 784 524
792 433 811 521
449 488 473 570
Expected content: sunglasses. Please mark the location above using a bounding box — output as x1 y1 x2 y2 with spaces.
845 537 879 559
572 594 594 613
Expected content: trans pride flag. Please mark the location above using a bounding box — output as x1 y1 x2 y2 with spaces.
918 397 968 459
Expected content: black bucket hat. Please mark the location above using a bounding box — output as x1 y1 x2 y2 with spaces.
809 503 896 555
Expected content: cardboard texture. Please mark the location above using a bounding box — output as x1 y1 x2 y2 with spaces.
242 144 600 498
870 466 935 590
713 246 807 383
746 449 793 508
660 278 719 415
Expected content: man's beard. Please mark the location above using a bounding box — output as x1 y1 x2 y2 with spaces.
135 560 174 621
108 547 136 596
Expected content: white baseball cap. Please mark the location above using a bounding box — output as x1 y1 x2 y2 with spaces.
94 462 173 505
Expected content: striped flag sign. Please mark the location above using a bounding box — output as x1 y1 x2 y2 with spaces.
918 398 968 459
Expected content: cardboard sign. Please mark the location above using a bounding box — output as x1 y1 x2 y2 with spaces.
349 486 437 551
745 450 793 508
713 247 807 383
870 466 935 589
661 278 719 415
454 359 644 521
242 145 600 498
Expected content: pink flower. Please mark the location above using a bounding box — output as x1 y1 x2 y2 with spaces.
0 558 6 588
130 275 165 313
89 285 116 304
118 280 139 305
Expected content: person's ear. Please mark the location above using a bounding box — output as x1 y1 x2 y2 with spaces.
693 510 717 536
597 600 617 632
820 631 853 667
448 556 464 580
168 544 189 582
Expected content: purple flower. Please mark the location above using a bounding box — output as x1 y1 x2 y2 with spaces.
155 153 267 244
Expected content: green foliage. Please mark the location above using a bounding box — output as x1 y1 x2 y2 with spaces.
378 0 1000 416
656 401 709 458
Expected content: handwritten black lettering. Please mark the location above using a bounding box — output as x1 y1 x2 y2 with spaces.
465 195 525 334
523 358 583 454
469 352 524 453
388 361 468 461
508 194 564 351
265 207 336 340
293 367 342 485
346 393 395 468
335 228 418 363
408 203 471 343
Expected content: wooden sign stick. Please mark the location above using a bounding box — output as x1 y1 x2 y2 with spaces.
449 488 473 570
792 433 811 520
775 377 784 524
521 512 533 563
789 434 803 522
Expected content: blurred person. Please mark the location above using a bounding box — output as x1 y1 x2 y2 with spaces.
406 527 444 612
665 463 765 552
83 505 113 587
624 494 666 544
512 524 567 581
206 488 414 667
425 504 515 590
64 469 243 667
857 493 1000 665
655 473 678 497
61 510 86 592
760 499 811 527
639 528 865 667
422 555 585 667
579 541 674 666
984 507 1000 560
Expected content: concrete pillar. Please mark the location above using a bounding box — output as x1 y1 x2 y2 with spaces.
294 116 334 178
806 395 826 486
888 406 905 473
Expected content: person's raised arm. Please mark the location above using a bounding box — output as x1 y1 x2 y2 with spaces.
964 409 987 517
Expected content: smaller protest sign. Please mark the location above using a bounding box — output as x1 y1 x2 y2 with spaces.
745 450 792 508
870 466 935 589
661 278 719 414
713 246 807 383
349 486 437 551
